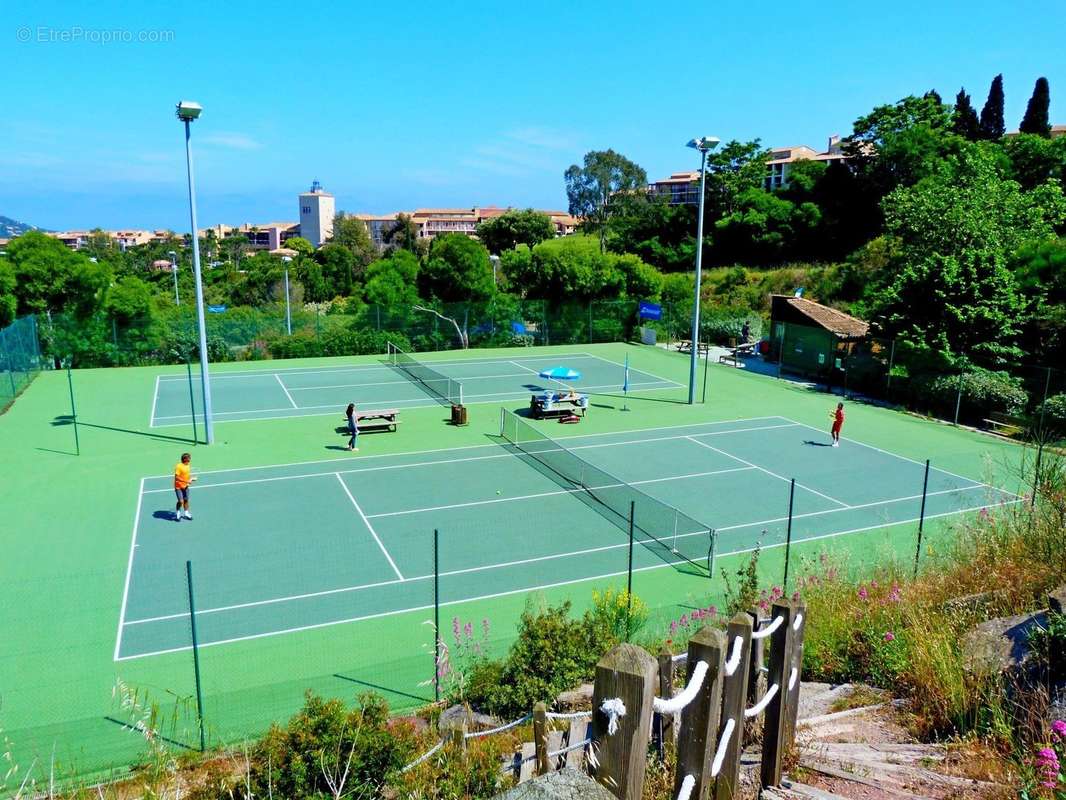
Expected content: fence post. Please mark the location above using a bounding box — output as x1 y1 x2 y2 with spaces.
953 374 963 426
626 501 635 641
760 599 798 789
66 360 80 456
783 602 807 748
533 701 550 775
745 609 766 745
886 339 895 392
654 649 675 760
674 626 726 800
783 478 796 592
591 643 657 800
433 528 441 702
714 613 753 800
185 560 207 752
913 460 930 578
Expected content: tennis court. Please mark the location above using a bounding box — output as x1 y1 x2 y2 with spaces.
149 351 681 427
116 414 1020 661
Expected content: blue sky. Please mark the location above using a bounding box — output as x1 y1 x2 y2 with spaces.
2 0 1064 231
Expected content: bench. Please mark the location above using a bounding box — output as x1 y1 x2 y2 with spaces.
336 408 401 435
675 339 710 356
983 412 1025 438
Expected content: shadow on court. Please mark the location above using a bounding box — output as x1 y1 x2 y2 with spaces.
802 439 832 447
51 415 196 445
333 674 432 705
103 716 197 751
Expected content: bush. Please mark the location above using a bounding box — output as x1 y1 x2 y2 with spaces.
267 327 409 359
700 308 762 345
1036 393 1066 434
923 369 1028 423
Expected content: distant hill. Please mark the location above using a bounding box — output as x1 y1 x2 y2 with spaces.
0 216 49 238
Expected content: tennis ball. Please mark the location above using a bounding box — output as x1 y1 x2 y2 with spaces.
496 490 502 495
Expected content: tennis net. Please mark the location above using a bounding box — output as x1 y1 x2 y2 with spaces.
387 342 463 406
499 409 714 574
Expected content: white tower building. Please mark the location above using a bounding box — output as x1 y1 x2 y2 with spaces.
298 180 335 247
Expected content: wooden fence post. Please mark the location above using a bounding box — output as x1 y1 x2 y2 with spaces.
714 613 753 800
449 719 467 754
591 643 657 800
533 701 549 775
675 626 726 800
783 601 807 748
760 599 798 789
744 608 765 745
654 648 676 760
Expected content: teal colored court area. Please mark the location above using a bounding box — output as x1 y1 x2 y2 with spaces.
150 351 681 426
118 414 1020 661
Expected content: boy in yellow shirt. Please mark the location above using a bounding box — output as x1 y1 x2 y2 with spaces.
174 452 197 521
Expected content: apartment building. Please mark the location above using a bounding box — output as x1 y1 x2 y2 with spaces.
48 229 157 251
647 172 702 205
764 136 848 190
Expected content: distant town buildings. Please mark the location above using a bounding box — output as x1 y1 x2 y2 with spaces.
355 207 578 249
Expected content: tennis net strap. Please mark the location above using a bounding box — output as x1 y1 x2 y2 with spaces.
499 409 712 572
387 342 463 406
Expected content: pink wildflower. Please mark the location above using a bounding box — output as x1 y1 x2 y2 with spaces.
708 605 717 617
883 631 895 642
482 618 490 638
792 591 802 602
464 621 473 638
1052 719 1066 739
680 614 689 627
858 586 869 601
670 621 678 634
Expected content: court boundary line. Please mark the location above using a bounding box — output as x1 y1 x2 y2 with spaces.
150 376 160 427
686 435 852 508
138 416 784 481
114 478 144 661
578 350 683 390
274 374 298 408
138 421 797 494
114 497 1020 660
335 473 404 580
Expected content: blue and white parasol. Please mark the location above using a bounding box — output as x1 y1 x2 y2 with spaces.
538 366 582 381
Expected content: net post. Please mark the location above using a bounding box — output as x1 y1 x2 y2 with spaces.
2 333 17 397
701 331 709 403
433 528 440 703
782 478 795 591
186 355 199 445
626 500 635 642
185 560 207 751
913 459 930 578
706 529 716 580
66 359 80 456
459 382 463 407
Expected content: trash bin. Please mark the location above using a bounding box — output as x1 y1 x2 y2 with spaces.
451 404 468 426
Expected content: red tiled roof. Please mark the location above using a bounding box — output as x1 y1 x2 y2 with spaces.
775 295 869 338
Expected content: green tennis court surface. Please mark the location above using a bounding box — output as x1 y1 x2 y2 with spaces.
117 414 1019 660
149 351 681 427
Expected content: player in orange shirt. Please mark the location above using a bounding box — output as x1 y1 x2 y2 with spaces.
174 452 197 521
829 402 845 448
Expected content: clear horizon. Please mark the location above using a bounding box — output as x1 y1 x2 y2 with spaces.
2 0 1064 232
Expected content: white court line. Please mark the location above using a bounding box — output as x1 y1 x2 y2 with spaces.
686 435 851 509
366 466 756 519
577 350 685 389
286 372 534 392
778 416 1020 499
114 478 145 662
274 374 298 408
140 416 783 480
155 352 597 381
149 375 160 427
149 380 678 422
335 473 404 580
115 498 1020 660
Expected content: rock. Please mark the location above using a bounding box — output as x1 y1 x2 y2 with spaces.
437 704 501 733
1049 585 1066 616
554 683 593 710
960 611 1047 674
492 768 615 800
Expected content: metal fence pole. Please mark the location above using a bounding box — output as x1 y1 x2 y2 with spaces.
185 560 207 751
953 375 963 426
701 331 709 403
66 360 80 456
783 478 795 590
186 356 199 445
433 528 440 703
626 500 635 642
1038 367 1052 433
913 460 930 578
886 339 896 392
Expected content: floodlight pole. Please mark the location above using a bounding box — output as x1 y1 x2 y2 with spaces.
282 256 293 336
180 107 214 444
686 136 719 404
169 250 180 306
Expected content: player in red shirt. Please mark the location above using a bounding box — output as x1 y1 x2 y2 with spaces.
829 403 845 447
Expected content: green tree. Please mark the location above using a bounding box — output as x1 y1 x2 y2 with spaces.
606 198 696 272
952 88 981 140
845 94 951 157
713 189 821 265
3 231 111 317
283 236 314 256
1019 76 1052 137
105 275 153 324
329 214 377 272
979 74 1006 140
383 213 423 256
1004 134 1066 192
420 233 495 301
475 209 555 253
703 139 772 217
564 149 647 251
614 253 663 300
219 233 249 268
0 259 16 326
364 250 420 307
315 243 358 296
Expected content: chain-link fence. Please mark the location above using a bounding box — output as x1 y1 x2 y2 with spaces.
0 315 45 411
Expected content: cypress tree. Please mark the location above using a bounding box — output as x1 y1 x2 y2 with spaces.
1019 77 1051 136
924 89 943 106
979 74 1006 139
952 88 980 140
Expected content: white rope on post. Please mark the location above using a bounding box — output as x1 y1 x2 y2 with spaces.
401 739 445 772
544 709 592 720
547 736 593 758
750 615 783 640
652 660 708 715
724 635 743 677
676 773 696 800
788 666 798 692
600 697 627 735
744 683 779 718
710 717 736 778
671 652 688 663
463 713 533 739
793 612 804 631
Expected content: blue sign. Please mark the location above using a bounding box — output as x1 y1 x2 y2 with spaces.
637 300 662 321
207 305 227 313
